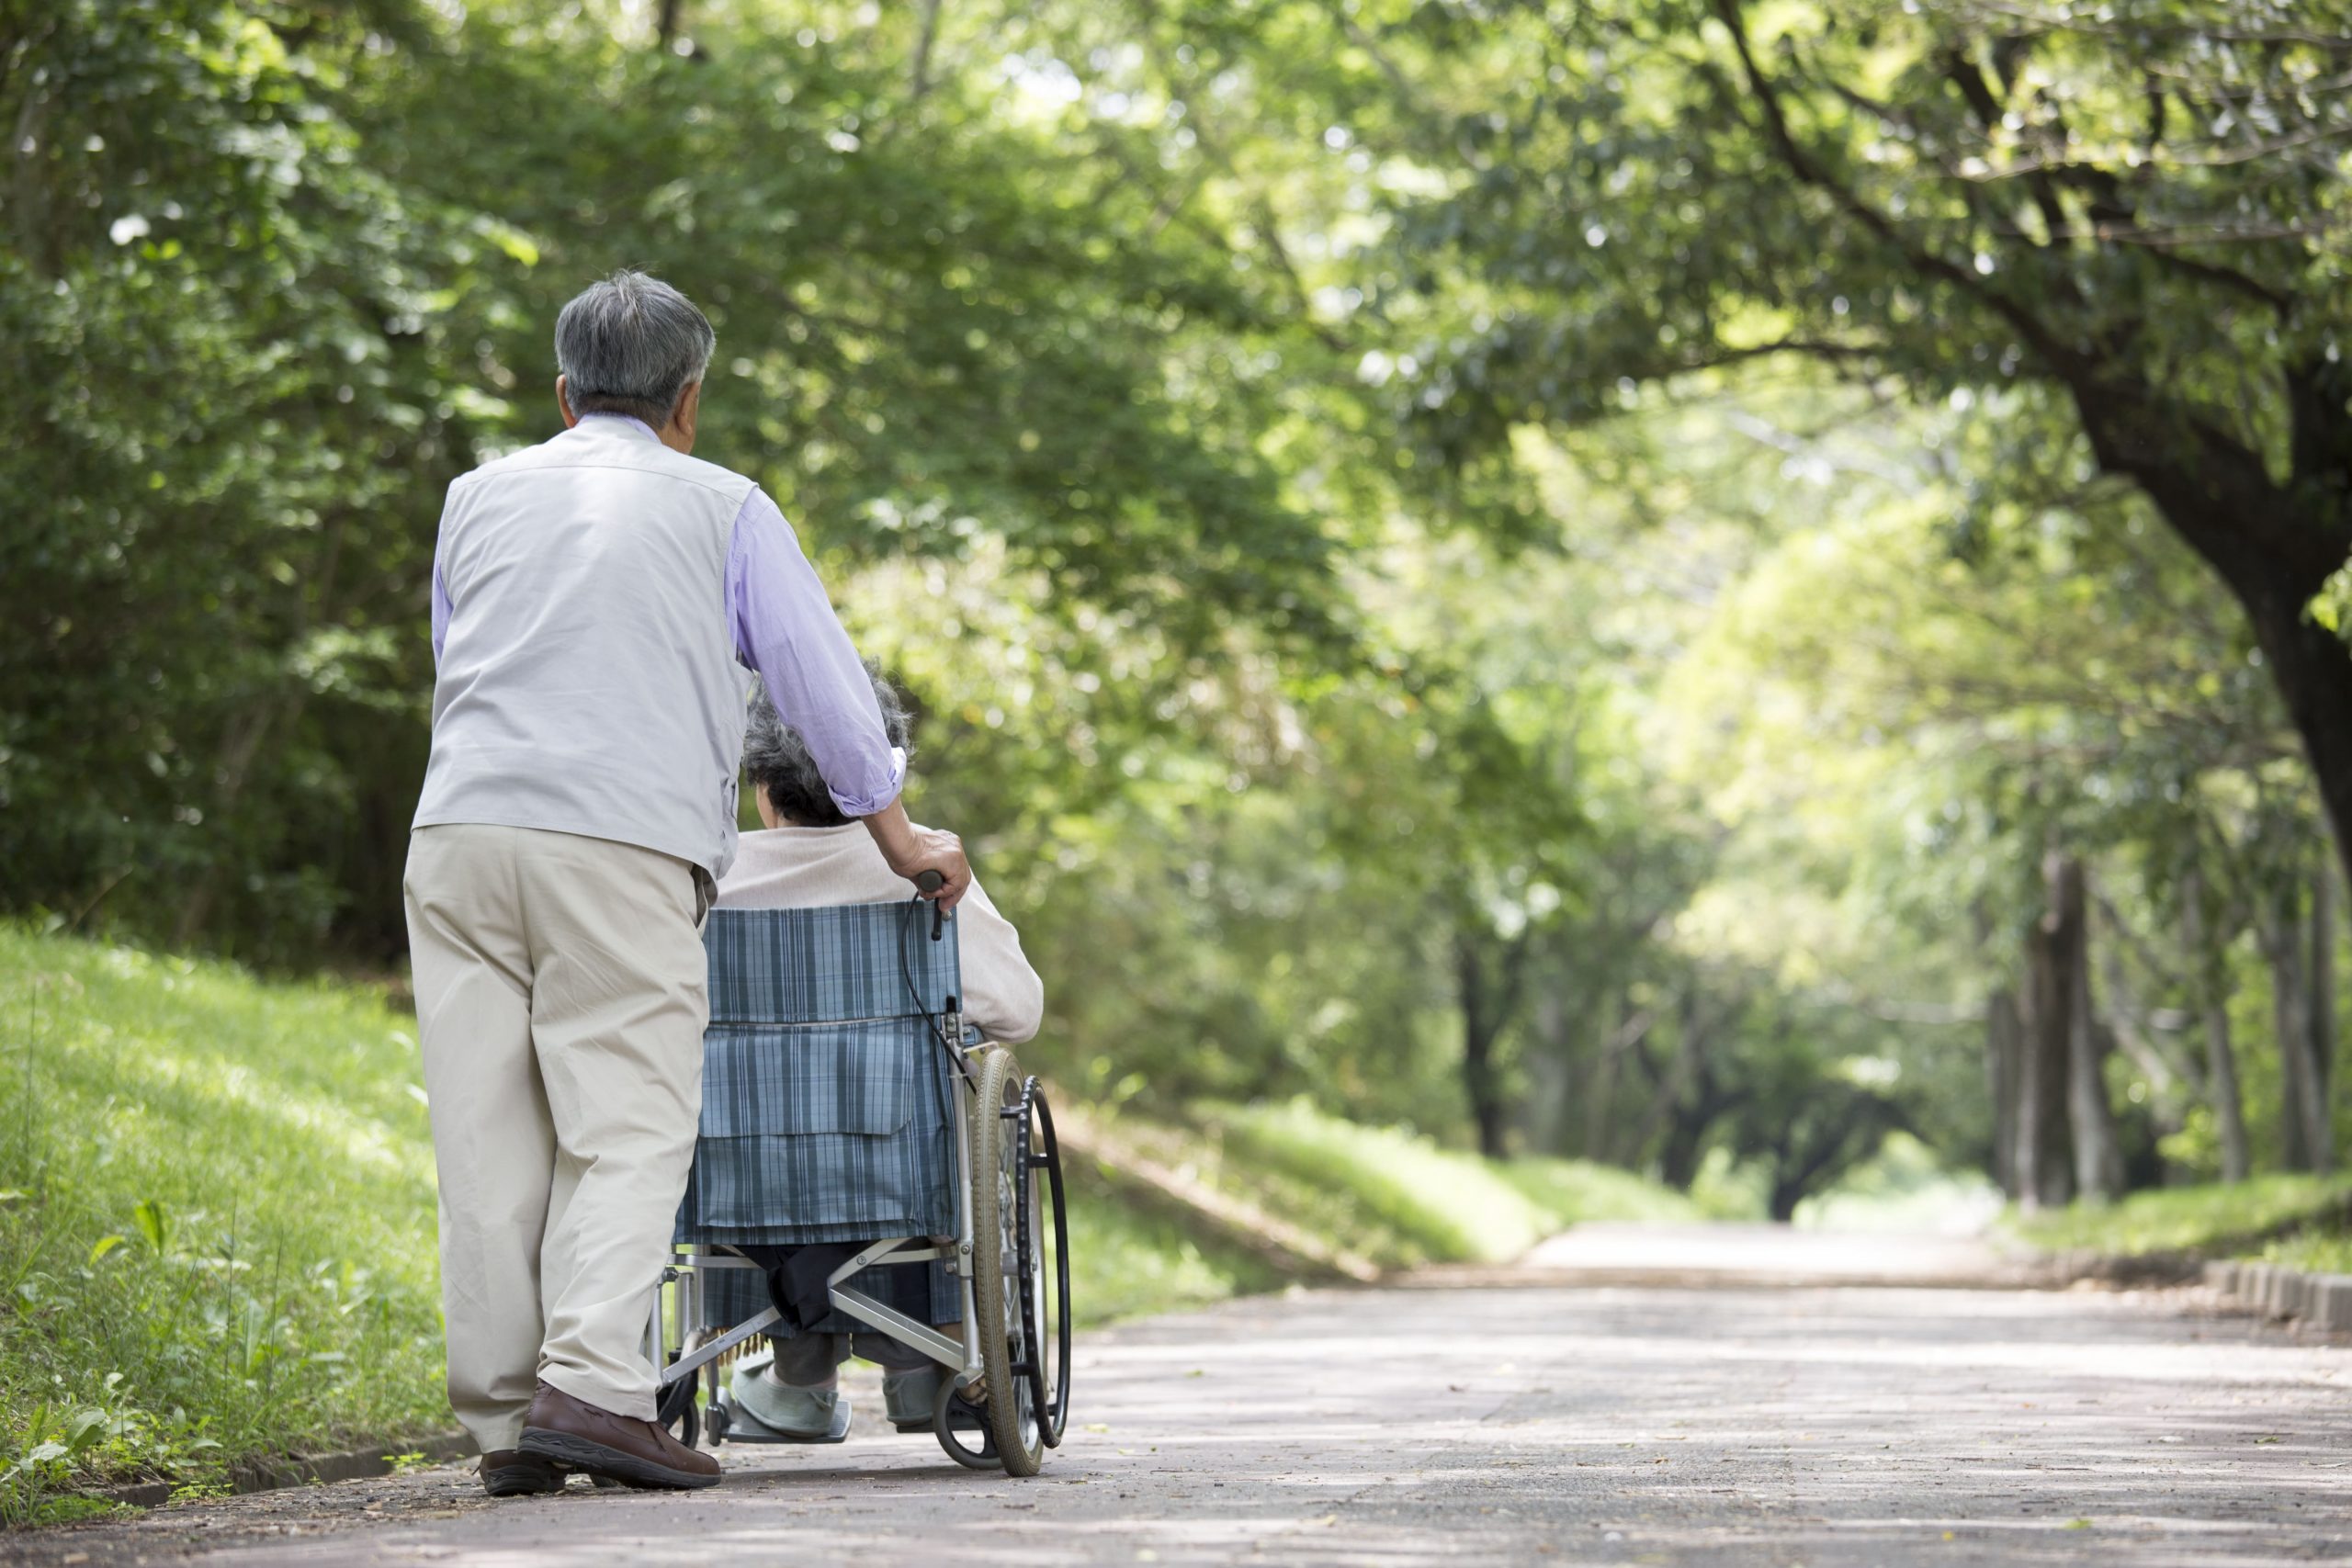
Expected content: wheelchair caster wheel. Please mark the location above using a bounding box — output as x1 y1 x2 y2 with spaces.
933 1378 1001 1471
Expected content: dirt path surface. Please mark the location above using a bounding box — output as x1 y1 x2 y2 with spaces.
11 1229 2350 1566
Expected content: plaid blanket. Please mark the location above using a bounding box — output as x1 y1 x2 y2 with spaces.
677 902 963 1248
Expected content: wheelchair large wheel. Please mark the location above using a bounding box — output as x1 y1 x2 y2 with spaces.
969 1047 1046 1475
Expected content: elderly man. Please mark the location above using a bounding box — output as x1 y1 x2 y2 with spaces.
404 269 968 1496
714 672 1042 1442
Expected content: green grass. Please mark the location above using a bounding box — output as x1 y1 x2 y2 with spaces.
1062 1166 1288 1324
1197 1099 1699 1268
1495 1155 1708 1228
2242 1232 2352 1276
2006 1173 2352 1258
0 926 448 1520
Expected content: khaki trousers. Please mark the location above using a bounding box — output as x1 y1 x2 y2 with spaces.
403 824 710 1453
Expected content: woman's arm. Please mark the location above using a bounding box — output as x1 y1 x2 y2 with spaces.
952 878 1045 1044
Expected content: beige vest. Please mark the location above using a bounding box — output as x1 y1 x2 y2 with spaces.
414 418 755 875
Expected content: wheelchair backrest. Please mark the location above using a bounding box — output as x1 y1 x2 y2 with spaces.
703 899 963 1028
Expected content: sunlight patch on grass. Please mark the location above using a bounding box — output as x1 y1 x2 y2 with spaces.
1494 1156 1706 1226
1198 1100 1693 1266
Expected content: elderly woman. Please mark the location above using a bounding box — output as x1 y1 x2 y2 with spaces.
718 670 1043 1441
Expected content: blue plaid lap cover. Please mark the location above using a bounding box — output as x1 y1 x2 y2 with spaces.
678 902 965 1333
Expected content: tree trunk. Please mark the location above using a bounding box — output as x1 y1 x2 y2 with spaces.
910 0 945 100
2261 859 2336 1175
1648 991 1722 1191
2260 875 2326 1172
1521 982 1575 1156
2182 867 2251 1183
2312 858 2336 1172
2074 388 2352 912
2018 852 2077 1210
2058 859 2124 1201
1455 936 1509 1160
2249 591 2352 914
1985 987 2024 1198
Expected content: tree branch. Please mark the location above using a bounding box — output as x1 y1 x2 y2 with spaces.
1707 0 2088 382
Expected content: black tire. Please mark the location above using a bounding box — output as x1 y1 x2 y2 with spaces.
931 1376 1001 1470
969 1047 1046 1475
1020 1080 1073 1449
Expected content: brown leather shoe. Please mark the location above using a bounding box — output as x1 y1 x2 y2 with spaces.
516 1380 721 1490
480 1449 566 1497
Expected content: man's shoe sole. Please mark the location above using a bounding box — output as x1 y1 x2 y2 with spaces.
482 1463 566 1497
517 1428 722 1491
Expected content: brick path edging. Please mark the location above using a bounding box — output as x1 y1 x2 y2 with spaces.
2203 1258 2352 1329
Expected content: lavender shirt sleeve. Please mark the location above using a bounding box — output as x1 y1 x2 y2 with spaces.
728 488 906 817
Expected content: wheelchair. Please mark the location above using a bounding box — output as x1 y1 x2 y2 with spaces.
645 876 1071 1475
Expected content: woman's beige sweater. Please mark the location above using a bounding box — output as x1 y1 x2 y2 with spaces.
712 823 1045 1044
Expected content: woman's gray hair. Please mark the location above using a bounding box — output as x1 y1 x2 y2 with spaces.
745 667 915 827
554 269 716 428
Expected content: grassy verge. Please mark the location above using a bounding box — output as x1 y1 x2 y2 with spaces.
1177 1099 1700 1269
1062 1165 1289 1324
2005 1173 2352 1260
0 927 448 1522
2239 1233 2352 1275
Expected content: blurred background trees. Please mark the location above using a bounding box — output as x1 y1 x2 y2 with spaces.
5 0 2346 1213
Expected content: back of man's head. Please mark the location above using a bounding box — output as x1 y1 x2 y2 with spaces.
554 269 715 429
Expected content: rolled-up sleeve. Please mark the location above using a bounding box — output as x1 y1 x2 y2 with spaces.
727 488 906 817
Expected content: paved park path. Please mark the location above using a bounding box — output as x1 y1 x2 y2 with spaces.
10 1224 2350 1566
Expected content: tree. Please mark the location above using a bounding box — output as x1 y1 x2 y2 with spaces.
1363 0 2352 897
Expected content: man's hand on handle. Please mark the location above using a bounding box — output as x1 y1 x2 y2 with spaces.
859 800 971 911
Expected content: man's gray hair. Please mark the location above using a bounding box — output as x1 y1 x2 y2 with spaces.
745 667 915 827
554 269 716 428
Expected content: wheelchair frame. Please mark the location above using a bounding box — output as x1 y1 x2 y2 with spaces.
647 988 1072 1475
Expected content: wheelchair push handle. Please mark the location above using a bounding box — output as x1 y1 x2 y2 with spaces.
913 869 947 941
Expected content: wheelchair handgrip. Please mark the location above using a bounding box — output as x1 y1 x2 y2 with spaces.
915 870 945 895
